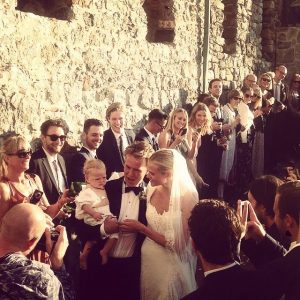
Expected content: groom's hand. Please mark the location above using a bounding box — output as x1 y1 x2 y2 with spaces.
104 216 119 234
119 219 144 233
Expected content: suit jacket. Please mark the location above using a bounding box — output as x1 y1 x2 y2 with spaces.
182 265 258 300
96 128 135 178
105 177 147 258
68 147 94 183
135 128 159 151
28 148 68 205
255 237 300 300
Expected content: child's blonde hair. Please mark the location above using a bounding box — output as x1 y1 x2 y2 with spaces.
83 159 106 179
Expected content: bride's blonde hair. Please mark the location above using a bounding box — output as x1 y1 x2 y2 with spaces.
149 149 173 173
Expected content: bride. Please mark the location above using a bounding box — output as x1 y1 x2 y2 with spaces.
120 149 198 299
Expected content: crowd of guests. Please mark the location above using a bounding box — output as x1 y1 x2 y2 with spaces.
0 65 299 300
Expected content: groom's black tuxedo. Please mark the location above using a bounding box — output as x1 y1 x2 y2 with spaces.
105 177 147 257
85 177 147 300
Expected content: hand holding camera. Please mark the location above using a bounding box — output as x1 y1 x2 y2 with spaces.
45 225 69 270
237 200 266 241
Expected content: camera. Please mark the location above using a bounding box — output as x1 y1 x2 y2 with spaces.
50 228 59 242
30 189 44 205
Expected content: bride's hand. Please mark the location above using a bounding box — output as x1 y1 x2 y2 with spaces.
119 219 144 233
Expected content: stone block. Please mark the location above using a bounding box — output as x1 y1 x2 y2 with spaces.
277 41 292 49
276 48 295 64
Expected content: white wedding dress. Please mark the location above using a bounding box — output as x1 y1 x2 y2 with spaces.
140 187 197 300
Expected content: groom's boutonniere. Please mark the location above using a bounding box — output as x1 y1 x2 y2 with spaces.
138 189 147 202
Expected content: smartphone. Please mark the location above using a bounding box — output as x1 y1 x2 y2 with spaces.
30 189 44 205
180 128 187 136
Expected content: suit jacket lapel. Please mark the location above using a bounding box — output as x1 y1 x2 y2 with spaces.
57 155 68 188
108 177 124 217
108 128 121 159
41 157 60 192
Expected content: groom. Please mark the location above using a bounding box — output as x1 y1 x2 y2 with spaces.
89 141 154 300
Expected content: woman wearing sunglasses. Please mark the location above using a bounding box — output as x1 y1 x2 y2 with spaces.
0 136 72 259
0 135 70 219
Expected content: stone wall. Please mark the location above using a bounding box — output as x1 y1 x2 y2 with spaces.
0 0 270 145
276 27 300 80
210 0 270 90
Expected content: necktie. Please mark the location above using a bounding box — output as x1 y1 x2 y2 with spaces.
119 135 124 163
152 137 158 151
125 186 143 195
52 160 61 192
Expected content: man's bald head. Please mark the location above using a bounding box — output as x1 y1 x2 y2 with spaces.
0 204 46 252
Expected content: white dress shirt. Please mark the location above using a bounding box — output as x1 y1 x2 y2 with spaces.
111 129 129 152
110 185 140 258
82 146 97 158
43 147 66 192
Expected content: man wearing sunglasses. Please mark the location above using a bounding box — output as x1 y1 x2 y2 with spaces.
29 119 69 205
135 109 168 152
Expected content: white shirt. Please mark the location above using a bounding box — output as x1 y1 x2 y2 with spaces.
42 147 66 192
82 146 97 158
286 241 300 255
109 184 140 258
204 261 238 277
144 127 156 140
111 129 129 151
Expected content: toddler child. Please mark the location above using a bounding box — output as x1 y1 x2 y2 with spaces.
75 159 117 269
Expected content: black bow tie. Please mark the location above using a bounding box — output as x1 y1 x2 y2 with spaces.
125 186 143 195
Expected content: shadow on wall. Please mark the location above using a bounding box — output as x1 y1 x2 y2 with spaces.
16 0 74 21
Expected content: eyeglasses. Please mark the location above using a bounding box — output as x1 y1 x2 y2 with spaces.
253 94 262 99
156 122 166 130
46 135 67 142
261 78 271 83
7 149 32 158
233 97 243 101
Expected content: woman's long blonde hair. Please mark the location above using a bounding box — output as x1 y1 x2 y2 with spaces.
0 136 27 180
164 108 188 135
188 103 212 135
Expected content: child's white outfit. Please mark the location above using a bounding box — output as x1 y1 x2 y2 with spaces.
75 187 112 224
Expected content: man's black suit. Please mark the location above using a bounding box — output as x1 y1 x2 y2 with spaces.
28 148 68 204
182 265 257 300
86 177 147 300
68 147 94 183
96 128 135 178
135 127 159 151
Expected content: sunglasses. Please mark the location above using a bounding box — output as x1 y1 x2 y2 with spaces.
46 134 67 142
156 122 166 130
233 96 243 101
253 94 262 99
261 77 271 83
7 149 33 158
293 81 300 83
